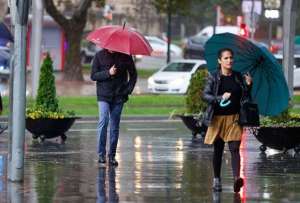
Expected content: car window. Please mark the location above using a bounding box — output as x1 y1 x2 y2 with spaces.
276 56 300 69
191 36 209 45
295 57 300 68
162 62 195 72
148 39 165 46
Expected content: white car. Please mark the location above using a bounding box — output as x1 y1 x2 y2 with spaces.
145 36 182 57
147 59 207 94
274 54 300 88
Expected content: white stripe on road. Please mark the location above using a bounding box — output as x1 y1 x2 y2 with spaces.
127 128 177 131
67 128 178 132
76 119 181 124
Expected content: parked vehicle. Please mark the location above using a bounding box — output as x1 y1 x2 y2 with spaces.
147 59 206 94
0 46 10 80
183 35 209 59
274 54 300 88
145 36 182 57
183 25 244 59
270 40 300 54
80 41 102 64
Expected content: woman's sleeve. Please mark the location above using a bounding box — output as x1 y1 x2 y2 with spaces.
202 73 222 104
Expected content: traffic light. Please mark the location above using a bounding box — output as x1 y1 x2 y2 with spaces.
239 23 249 38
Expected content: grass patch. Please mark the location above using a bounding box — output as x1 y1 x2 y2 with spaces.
136 69 158 78
292 95 300 104
2 95 185 116
4 94 300 117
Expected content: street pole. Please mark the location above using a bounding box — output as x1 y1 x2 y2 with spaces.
268 19 272 48
283 0 296 97
31 0 44 97
166 0 171 64
250 0 255 40
8 0 30 182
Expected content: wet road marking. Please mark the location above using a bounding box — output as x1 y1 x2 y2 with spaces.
127 128 177 131
76 119 181 124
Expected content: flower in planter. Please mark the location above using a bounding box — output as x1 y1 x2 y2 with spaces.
26 53 75 119
260 109 300 127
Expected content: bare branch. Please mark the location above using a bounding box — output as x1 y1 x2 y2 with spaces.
73 0 93 19
44 0 69 28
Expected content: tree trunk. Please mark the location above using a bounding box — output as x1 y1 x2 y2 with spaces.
63 28 84 81
44 0 95 81
0 0 7 20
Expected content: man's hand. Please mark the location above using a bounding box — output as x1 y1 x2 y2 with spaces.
109 65 117 76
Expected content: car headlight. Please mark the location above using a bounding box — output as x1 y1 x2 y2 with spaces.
148 76 154 84
0 66 4 70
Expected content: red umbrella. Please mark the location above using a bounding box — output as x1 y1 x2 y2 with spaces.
86 24 153 56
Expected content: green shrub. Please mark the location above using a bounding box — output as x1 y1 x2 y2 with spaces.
36 54 59 112
26 54 74 119
185 68 208 114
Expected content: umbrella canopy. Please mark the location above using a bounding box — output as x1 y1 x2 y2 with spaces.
86 24 153 56
204 33 289 116
295 36 300 45
0 22 13 45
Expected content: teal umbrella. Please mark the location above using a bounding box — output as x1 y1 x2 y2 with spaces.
295 36 300 45
204 33 289 116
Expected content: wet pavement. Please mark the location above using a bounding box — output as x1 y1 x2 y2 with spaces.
0 117 300 202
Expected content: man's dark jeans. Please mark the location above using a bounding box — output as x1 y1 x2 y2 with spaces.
97 101 124 159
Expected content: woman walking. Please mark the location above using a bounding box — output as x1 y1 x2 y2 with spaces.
202 48 252 193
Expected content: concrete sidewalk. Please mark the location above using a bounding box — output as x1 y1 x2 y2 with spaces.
1 118 300 202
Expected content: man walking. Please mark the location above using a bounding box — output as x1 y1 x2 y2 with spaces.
91 49 137 167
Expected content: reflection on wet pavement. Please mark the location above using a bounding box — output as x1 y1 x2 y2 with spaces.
0 118 300 202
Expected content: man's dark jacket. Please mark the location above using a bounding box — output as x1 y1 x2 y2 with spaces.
91 49 137 103
202 70 251 126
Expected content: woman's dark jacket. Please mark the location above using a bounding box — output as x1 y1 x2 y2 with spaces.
202 70 252 126
91 49 137 103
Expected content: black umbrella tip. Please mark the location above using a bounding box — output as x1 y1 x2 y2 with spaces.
122 21 126 30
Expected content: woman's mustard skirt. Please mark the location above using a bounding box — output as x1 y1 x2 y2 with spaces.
204 114 242 145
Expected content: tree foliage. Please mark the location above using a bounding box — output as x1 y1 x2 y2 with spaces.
152 0 191 15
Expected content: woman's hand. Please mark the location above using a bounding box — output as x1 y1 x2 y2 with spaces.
244 72 252 86
222 92 231 100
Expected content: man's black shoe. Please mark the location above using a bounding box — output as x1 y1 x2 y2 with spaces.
0 126 8 135
109 157 118 167
98 155 106 167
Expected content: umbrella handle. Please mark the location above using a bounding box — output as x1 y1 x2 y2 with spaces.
220 99 231 107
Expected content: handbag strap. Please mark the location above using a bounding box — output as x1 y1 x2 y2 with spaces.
238 73 252 105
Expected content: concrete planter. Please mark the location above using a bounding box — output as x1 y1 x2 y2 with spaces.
26 117 78 142
255 127 300 153
176 115 207 140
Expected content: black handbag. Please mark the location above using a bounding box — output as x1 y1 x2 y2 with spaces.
239 101 260 127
